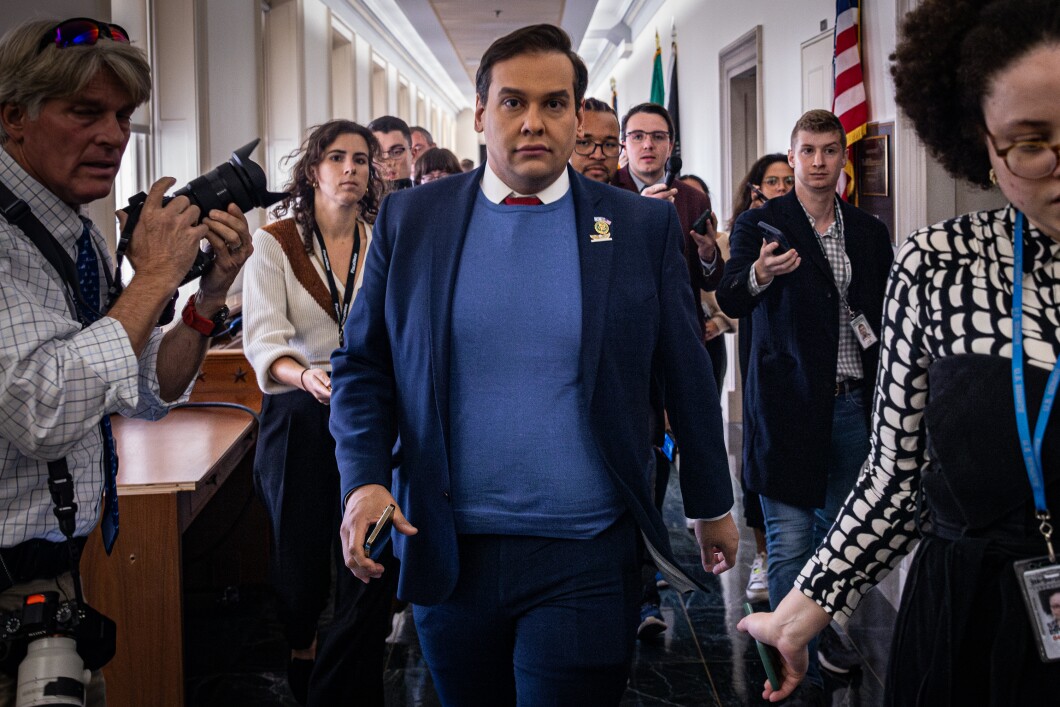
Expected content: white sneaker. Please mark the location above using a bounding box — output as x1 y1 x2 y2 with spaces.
745 552 769 602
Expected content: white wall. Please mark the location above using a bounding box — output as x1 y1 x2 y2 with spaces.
590 0 898 224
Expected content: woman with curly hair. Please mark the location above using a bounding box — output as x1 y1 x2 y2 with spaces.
243 120 389 704
726 153 793 232
740 0 1060 703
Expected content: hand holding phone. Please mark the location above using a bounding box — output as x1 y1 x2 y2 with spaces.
743 603 782 691
749 183 769 203
692 208 715 236
757 221 791 256
363 504 395 561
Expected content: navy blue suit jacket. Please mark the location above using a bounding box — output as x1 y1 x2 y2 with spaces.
330 165 732 605
716 190 893 508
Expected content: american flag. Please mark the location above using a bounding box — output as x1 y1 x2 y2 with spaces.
832 0 868 200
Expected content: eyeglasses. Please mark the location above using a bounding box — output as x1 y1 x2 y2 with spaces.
986 131 1060 180
380 145 408 160
38 18 130 53
762 176 795 188
624 131 671 145
418 170 453 185
574 138 621 157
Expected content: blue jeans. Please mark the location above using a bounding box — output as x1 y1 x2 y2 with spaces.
760 386 870 686
413 515 640 706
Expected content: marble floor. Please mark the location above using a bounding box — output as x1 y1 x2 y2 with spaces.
185 424 899 706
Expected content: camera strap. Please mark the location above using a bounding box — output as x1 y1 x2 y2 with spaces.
0 181 93 605
0 181 91 324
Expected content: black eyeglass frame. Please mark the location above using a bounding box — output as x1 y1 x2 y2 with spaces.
573 138 621 157
380 146 408 160
38 17 130 53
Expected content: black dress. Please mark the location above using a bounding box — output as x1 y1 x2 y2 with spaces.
887 355 1060 704
796 206 1060 705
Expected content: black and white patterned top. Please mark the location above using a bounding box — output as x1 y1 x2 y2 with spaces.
796 204 1060 622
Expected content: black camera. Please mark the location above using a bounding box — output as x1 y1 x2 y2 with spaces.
0 591 116 703
118 138 288 287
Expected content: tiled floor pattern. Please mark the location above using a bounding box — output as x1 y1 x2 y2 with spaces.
185 424 897 706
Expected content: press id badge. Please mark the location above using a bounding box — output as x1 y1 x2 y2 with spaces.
849 313 878 350
1014 557 1060 662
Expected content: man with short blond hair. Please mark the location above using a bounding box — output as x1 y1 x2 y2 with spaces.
717 108 892 704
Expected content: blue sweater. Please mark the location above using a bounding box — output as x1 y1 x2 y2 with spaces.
448 190 624 537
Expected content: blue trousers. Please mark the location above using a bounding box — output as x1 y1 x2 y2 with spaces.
760 386 870 686
413 514 640 706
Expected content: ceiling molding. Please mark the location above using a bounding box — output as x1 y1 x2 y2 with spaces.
324 0 471 112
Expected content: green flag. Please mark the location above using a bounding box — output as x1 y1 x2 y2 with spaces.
650 32 664 105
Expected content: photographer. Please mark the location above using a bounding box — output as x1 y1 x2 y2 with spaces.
0 17 251 703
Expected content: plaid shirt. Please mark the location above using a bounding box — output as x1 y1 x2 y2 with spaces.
0 149 178 546
747 196 862 383
800 197 862 383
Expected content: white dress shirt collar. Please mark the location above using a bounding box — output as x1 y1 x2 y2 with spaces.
480 162 570 204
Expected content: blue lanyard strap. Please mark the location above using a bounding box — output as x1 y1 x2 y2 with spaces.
1011 210 1060 561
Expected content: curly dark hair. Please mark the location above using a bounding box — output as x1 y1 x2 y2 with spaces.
728 153 788 230
272 120 384 251
892 0 1060 187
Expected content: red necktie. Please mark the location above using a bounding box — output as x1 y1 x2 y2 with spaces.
502 195 543 206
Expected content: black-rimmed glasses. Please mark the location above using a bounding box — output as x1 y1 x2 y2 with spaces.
38 18 130 53
986 131 1060 180
574 138 621 157
762 176 795 188
380 146 408 160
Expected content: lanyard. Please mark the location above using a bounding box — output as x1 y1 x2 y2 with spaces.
807 199 855 314
1011 210 1060 562
312 222 361 348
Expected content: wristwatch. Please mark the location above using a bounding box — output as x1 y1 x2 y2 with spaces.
182 293 229 337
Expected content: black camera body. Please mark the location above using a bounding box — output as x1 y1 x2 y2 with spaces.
0 591 115 678
119 138 288 287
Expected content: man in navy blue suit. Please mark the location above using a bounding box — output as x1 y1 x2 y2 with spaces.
329 24 737 705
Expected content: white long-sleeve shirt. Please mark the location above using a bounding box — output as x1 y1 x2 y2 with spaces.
242 218 371 394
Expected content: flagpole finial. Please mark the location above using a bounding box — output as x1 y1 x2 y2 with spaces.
610 77 616 90
655 31 661 51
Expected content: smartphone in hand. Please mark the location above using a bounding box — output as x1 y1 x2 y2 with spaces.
743 602 782 691
692 208 713 235
750 183 769 203
757 221 792 256
363 504 395 561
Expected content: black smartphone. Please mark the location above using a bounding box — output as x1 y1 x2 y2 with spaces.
692 208 713 235
743 602 782 691
749 183 769 202
363 504 395 561
757 221 791 256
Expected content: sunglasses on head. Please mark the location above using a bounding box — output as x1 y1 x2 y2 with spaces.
38 18 130 53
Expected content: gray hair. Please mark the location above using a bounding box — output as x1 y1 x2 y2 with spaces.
0 18 151 144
